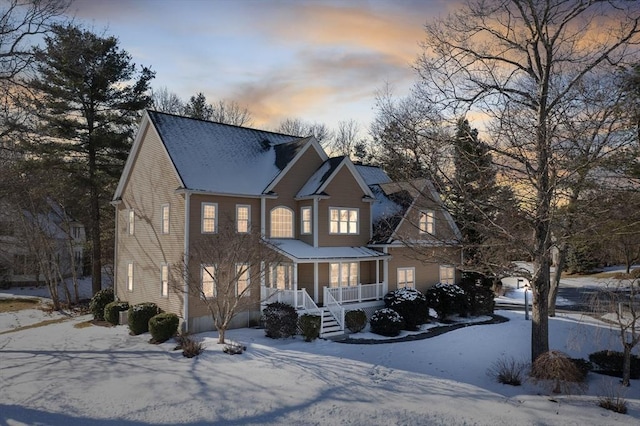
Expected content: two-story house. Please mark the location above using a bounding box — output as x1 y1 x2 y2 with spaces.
112 111 461 336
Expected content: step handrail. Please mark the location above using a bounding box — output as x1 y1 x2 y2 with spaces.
324 288 345 330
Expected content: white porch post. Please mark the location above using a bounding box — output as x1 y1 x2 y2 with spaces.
293 263 298 308
383 248 389 295
313 262 318 302
376 259 380 299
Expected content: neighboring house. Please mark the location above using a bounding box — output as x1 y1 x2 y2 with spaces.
112 110 461 335
0 200 85 287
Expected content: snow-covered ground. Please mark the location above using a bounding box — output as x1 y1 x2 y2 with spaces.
1 273 639 425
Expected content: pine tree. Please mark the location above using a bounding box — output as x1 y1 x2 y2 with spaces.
28 24 154 294
183 92 213 120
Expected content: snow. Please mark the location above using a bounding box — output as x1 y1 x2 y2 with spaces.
2 276 640 425
269 238 387 261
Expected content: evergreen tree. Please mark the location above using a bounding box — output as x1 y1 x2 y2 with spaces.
183 92 213 120
28 24 155 294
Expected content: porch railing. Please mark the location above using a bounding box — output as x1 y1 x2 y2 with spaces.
325 282 384 303
324 288 345 330
261 287 321 313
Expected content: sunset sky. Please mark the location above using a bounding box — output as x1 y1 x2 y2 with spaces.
68 0 455 131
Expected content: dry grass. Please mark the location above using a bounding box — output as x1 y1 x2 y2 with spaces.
0 298 41 313
73 321 93 329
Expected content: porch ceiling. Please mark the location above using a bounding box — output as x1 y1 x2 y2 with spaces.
267 239 389 263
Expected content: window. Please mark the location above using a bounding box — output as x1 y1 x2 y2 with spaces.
160 264 169 297
202 265 215 297
72 226 81 239
301 206 312 235
161 204 170 234
419 210 434 234
329 208 358 235
329 262 358 287
270 264 292 290
236 263 250 296
397 267 415 289
202 203 217 233
270 206 293 238
236 205 250 233
127 263 134 292
128 209 135 235
440 265 455 285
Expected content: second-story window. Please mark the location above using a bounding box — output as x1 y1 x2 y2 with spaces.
202 203 217 233
270 206 293 238
301 206 312 235
161 204 170 234
419 210 434 234
236 205 250 233
128 209 135 235
329 208 358 235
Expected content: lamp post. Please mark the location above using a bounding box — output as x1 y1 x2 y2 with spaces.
524 283 530 320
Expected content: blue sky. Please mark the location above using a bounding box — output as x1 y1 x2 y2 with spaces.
68 0 454 131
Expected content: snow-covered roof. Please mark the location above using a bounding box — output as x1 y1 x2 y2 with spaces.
296 157 345 197
268 239 388 263
355 164 392 186
147 111 309 195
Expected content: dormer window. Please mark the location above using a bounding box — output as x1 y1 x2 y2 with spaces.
419 210 434 234
270 206 294 238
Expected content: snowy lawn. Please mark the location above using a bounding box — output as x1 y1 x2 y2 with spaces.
1 305 639 425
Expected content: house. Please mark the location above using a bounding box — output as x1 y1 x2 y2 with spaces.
112 110 461 335
0 199 85 287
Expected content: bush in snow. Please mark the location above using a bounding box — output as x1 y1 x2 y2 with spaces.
459 281 495 316
149 312 180 343
89 287 114 321
425 283 466 320
487 356 528 386
299 313 321 342
262 302 298 339
345 309 367 333
127 302 161 335
103 300 129 325
369 308 404 337
530 350 586 394
383 288 430 330
589 350 640 379
177 333 205 358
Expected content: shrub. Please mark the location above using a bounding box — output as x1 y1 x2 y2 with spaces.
487 356 528 386
149 312 180 343
103 301 130 325
223 342 246 355
459 281 495 316
369 308 404 337
425 283 466 320
262 302 298 339
89 287 114 321
597 381 628 414
569 357 593 382
383 288 430 330
127 302 161 335
179 335 205 358
299 314 321 342
530 350 586 394
589 350 640 379
345 309 367 333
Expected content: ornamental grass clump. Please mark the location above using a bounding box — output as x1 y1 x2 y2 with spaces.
383 288 430 330
103 301 129 325
487 356 528 386
345 309 367 333
370 308 404 337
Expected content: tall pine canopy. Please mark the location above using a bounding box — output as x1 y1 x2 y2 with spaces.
28 24 154 294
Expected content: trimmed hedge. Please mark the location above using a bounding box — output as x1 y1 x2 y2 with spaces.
149 312 180 343
299 314 321 342
104 301 130 325
426 283 466 319
459 281 495 316
370 308 404 337
589 350 640 379
89 287 114 321
345 309 367 333
383 288 430 330
263 302 298 339
128 302 161 335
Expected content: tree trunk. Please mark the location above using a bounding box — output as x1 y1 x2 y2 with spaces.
549 244 567 317
89 147 102 295
622 344 632 387
217 327 226 344
531 259 551 362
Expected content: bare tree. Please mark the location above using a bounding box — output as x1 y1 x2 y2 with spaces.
415 0 640 362
210 99 253 127
275 117 331 145
590 278 640 387
172 222 283 344
150 86 183 114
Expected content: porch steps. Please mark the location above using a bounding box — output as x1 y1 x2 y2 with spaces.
320 308 344 338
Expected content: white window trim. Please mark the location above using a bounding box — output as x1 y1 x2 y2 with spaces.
301 206 312 235
329 262 359 287
201 264 216 298
161 204 170 234
419 210 435 235
160 263 169 297
439 265 455 285
236 263 250 297
270 206 294 238
201 202 218 234
329 207 359 235
127 262 134 292
236 204 251 233
128 209 135 236
397 267 415 289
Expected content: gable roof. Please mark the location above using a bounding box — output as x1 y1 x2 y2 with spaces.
115 110 325 199
296 156 375 199
355 164 393 186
